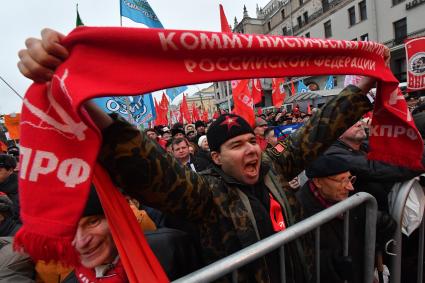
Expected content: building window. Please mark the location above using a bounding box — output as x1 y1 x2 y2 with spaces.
322 0 330 12
394 58 407 82
305 32 310 38
303 11 309 24
282 26 288 35
392 0 405 6
268 21 271 31
393 18 407 44
299 0 304 6
359 1 367 21
281 9 285 19
324 20 332 38
297 16 303 27
360 33 369 41
348 6 356 26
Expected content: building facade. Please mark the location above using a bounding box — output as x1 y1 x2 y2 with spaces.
214 0 425 109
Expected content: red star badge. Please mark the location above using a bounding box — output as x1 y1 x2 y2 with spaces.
220 116 240 131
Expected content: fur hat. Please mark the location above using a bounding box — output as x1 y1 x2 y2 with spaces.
198 135 207 147
207 114 254 152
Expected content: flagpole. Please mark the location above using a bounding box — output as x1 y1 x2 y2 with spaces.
119 0 122 26
0 76 23 100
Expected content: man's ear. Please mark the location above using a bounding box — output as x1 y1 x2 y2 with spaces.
312 177 322 188
211 151 222 166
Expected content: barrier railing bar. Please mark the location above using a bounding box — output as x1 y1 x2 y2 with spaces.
279 246 286 283
417 213 424 283
232 270 237 283
315 227 320 283
173 192 377 283
343 211 349 257
390 179 417 283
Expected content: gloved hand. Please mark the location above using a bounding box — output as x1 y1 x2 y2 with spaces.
332 251 353 280
0 192 12 212
376 211 397 251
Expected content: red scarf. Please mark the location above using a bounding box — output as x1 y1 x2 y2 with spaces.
269 194 286 232
14 27 423 280
75 258 127 283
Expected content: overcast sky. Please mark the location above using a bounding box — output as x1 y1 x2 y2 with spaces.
0 0 268 114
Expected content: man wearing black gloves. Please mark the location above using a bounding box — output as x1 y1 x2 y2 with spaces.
296 155 396 283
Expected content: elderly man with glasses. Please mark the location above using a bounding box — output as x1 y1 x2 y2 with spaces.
296 155 394 283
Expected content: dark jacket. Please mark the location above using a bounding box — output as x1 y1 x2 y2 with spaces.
0 237 35 283
296 182 365 283
0 173 20 222
324 140 423 211
98 86 372 282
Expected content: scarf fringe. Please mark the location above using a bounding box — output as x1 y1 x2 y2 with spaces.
13 227 79 266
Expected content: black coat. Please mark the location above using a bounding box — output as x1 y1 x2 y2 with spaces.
324 140 423 211
296 182 365 283
0 173 20 222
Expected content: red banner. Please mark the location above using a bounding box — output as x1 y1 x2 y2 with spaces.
406 37 425 91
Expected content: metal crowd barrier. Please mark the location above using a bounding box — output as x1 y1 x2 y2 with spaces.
173 192 377 283
388 178 425 283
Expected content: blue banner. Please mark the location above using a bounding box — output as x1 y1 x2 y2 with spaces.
274 123 303 141
120 0 163 28
166 86 188 102
324 75 334 90
297 80 309 93
93 94 156 127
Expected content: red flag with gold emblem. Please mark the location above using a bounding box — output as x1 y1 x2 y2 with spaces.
251 79 263 105
405 37 425 91
272 78 286 108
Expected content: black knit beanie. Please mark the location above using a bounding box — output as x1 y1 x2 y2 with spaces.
82 185 104 217
207 114 254 152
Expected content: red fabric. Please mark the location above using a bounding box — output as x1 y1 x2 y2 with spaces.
0 141 7 153
307 103 312 115
256 135 268 151
272 78 286 108
231 80 255 127
192 103 200 121
219 4 232 33
251 79 263 104
269 194 285 232
180 94 191 123
213 111 220 119
14 26 423 279
75 258 128 283
154 98 167 126
202 110 209 122
257 107 263 116
405 37 425 91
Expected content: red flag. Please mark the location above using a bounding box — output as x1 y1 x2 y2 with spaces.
251 79 263 105
405 37 425 91
192 103 200 121
272 78 286 108
180 94 191 123
154 98 163 125
178 105 184 124
202 110 209 122
160 92 169 110
231 80 255 127
213 111 220 119
257 107 263 115
219 4 232 33
307 102 312 115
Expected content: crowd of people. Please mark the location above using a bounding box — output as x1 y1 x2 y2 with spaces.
0 28 424 283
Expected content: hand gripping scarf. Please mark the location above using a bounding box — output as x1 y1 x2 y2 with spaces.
14 27 423 282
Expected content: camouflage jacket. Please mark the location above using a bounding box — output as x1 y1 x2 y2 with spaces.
98 85 372 282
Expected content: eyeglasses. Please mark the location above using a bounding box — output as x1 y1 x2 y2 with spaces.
326 175 356 186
